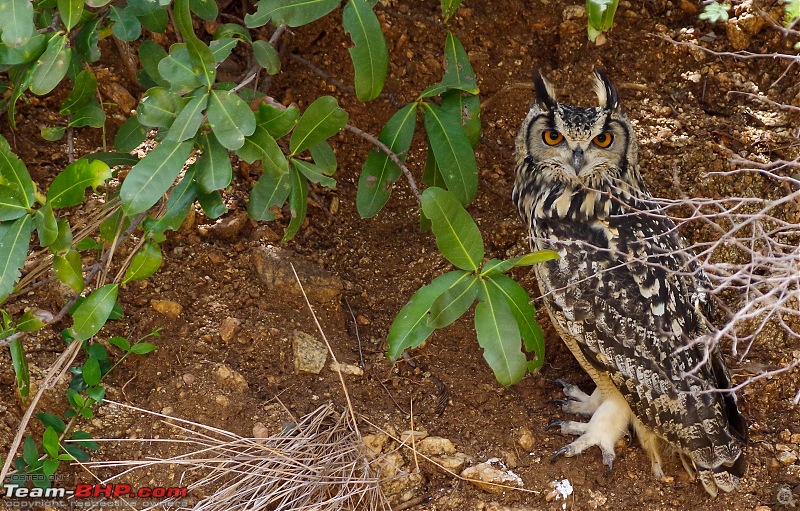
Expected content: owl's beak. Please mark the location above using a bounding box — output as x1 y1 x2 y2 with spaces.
572 148 585 172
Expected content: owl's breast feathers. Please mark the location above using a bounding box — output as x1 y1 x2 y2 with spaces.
513 163 747 485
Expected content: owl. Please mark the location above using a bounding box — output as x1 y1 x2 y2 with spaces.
512 70 747 496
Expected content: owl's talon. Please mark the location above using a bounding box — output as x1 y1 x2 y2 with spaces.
546 420 566 431
549 398 570 406
551 445 572 462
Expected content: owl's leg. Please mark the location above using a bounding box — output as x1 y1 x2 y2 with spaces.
551 379 603 416
548 392 631 471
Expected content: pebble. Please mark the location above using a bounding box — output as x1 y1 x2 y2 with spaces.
212 364 249 392
251 245 344 304
151 299 182 318
400 430 428 443
434 452 470 471
518 428 535 451
329 361 363 376
777 450 798 465
199 212 249 239
417 436 456 455
252 422 270 438
219 316 241 342
461 460 524 493
362 433 389 455
292 330 328 374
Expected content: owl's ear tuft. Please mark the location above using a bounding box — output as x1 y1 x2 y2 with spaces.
593 69 619 110
533 70 558 110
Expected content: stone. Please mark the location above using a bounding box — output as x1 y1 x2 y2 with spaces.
219 316 241 342
292 330 328 374
433 452 469 471
151 299 182 318
251 245 344 304
777 450 798 465
417 436 456 455
461 460 524 493
518 428 535 451
362 433 389 456
400 430 428 443
199 212 249 239
212 364 249 392
329 361 364 376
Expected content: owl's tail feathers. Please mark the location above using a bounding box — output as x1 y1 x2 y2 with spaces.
694 444 746 497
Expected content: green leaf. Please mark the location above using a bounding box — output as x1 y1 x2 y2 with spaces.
309 141 337 175
42 458 59 476
0 34 45 65
421 103 478 205
255 103 299 138
174 0 216 88
480 251 559 276
245 0 341 28
58 0 84 30
440 0 462 20
587 0 618 40
86 385 105 404
109 5 141 41
248 170 291 221
41 426 60 459
442 32 476 92
34 203 58 247
386 270 466 360
23 435 38 466
513 250 560 266
85 343 108 361
122 242 162 284
16 309 47 332
75 16 101 62
342 0 388 102
486 273 543 365
108 336 131 351
120 139 193 216
197 189 227 218
47 159 112 209
238 121 289 174
441 90 480 148
420 187 484 271
85 152 140 167
81 356 101 386
53 249 84 293
210 37 238 64
165 91 208 143
475 280 527 386
50 218 73 253
195 133 232 192
0 184 28 221
70 284 118 341
252 40 281 74
289 96 348 155
190 0 218 20
207 90 256 150
137 87 184 128
30 33 71 96
282 163 308 242
144 167 197 234
130 342 158 354
0 0 35 47
357 103 416 218
60 70 96 115
114 116 148 152
1 132 35 209
68 102 106 128
36 413 66 434
138 40 168 86
41 126 66 141
292 158 336 188
0 215 34 302
214 23 252 42
71 430 99 449
158 44 203 90
63 444 90 461
427 275 478 328
9 338 30 400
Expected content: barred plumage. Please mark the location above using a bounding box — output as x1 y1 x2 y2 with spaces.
512 70 747 496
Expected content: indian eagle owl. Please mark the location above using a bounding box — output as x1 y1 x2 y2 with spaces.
512 70 747 496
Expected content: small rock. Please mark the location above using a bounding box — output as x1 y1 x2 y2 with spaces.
418 437 456 455
518 428 535 451
754 506 772 511
215 395 231 407
182 373 195 385
253 422 270 438
777 450 798 465
252 245 344 304
562 4 586 20
725 20 750 50
434 452 470 471
679 0 698 14
791 433 800 444
219 316 241 342
461 460 524 493
587 488 607 509
151 299 182 318
363 433 389 456
199 212 249 239
400 430 428 444
212 364 250 392
329 361 364 376
292 330 328 374
98 81 136 113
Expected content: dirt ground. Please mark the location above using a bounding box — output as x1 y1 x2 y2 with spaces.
2 0 800 510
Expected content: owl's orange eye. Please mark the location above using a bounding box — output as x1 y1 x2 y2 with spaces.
542 130 564 146
593 132 614 148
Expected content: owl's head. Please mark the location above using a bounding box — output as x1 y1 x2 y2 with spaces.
515 70 643 192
